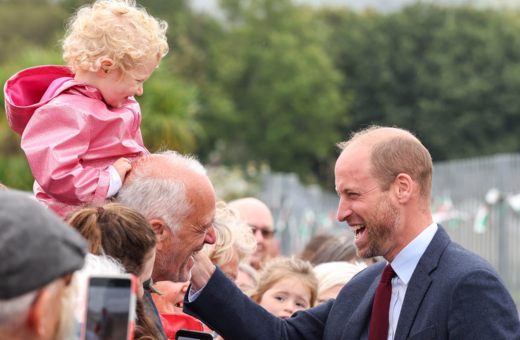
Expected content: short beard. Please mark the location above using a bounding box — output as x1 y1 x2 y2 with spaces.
152 239 191 283
357 193 400 259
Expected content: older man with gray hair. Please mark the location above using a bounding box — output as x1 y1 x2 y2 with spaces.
116 150 218 335
0 190 87 340
117 150 217 284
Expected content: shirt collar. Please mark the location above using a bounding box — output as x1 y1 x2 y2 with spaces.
390 222 438 285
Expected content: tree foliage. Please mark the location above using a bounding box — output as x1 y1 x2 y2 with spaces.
3 1 520 189
320 5 520 161
194 0 347 182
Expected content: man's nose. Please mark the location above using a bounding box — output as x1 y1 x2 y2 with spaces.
337 198 353 222
204 225 217 245
254 229 264 244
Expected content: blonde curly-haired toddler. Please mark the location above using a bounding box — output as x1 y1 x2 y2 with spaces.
4 0 168 218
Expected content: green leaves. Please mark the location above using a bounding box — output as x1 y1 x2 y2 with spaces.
321 4 520 162
137 66 203 153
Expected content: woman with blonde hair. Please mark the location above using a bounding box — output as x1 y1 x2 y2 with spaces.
203 201 257 282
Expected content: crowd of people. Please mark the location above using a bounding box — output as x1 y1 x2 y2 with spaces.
1 0 520 339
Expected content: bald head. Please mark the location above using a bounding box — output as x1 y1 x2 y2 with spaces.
229 198 273 223
338 126 433 200
229 198 274 269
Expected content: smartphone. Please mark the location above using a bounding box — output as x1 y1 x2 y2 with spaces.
80 274 137 340
175 329 214 340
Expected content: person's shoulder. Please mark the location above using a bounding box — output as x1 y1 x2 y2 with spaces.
441 241 497 275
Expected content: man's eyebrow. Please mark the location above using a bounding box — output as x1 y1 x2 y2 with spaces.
199 219 214 231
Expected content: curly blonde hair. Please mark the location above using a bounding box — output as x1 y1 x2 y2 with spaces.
203 201 257 267
62 0 168 74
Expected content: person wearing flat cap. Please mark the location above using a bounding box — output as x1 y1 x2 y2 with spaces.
0 190 87 340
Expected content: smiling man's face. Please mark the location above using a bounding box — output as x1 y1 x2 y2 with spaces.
152 176 217 283
335 144 400 259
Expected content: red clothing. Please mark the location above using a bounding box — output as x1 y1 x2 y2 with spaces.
160 314 212 340
4 65 149 218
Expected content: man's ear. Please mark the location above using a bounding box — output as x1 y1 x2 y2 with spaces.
27 287 53 339
96 58 114 78
149 219 170 251
394 173 413 204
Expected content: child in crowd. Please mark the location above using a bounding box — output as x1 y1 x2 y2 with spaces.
250 257 318 319
68 203 162 340
4 0 168 218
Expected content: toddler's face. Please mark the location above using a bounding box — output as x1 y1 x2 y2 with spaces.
98 58 157 108
259 277 312 319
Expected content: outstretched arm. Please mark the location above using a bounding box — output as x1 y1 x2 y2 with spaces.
185 252 333 340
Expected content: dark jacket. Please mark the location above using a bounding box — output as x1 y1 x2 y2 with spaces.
184 226 520 340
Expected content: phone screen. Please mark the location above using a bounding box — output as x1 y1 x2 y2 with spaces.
175 330 214 340
84 277 132 340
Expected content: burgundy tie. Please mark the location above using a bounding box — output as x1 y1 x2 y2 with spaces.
368 264 396 340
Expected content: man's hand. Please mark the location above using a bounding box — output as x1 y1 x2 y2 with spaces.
191 251 216 292
111 158 132 181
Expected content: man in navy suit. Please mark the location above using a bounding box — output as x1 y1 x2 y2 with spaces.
184 126 520 340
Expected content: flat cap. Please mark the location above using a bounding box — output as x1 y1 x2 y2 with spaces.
0 190 88 299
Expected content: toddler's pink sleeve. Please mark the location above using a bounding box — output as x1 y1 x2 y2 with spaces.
21 102 110 204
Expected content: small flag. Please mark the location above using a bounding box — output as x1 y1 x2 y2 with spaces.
474 204 489 234
508 193 520 214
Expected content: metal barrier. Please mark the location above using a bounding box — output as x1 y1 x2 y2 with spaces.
261 153 520 306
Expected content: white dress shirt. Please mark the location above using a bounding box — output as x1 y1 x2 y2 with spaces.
361 222 438 340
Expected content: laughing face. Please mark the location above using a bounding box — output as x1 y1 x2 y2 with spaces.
335 144 401 260
152 176 217 283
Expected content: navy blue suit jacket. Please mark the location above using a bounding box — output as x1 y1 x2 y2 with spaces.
184 226 520 339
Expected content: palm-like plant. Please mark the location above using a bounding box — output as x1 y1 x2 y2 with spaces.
137 67 203 153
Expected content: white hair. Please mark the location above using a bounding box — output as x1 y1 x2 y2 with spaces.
117 150 207 232
0 291 39 331
0 280 59 333
313 261 367 296
74 254 127 322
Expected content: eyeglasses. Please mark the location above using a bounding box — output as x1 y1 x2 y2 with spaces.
250 225 275 239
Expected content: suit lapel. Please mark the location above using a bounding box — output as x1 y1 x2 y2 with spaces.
394 225 451 340
339 273 380 340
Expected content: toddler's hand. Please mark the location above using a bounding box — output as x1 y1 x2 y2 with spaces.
111 158 132 181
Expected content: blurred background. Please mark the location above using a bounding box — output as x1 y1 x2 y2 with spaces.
3 0 520 305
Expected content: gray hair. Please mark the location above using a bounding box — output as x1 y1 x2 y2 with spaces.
0 280 57 332
117 150 207 232
74 254 126 323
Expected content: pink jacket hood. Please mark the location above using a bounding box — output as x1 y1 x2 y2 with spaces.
4 65 103 136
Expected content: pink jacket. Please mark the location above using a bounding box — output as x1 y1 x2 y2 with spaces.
4 65 149 218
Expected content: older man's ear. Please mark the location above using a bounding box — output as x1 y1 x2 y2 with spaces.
149 219 170 251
